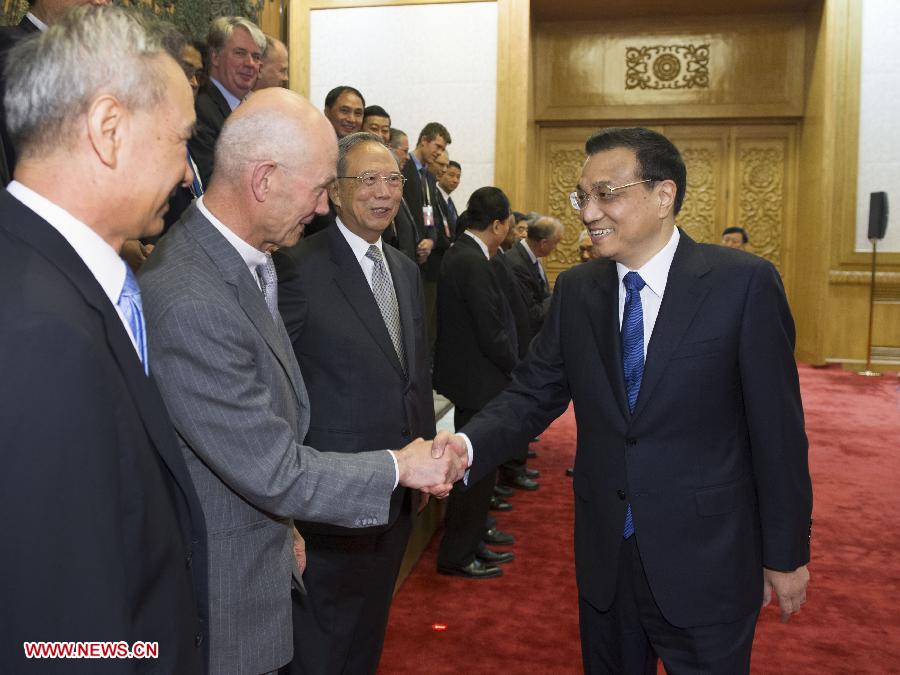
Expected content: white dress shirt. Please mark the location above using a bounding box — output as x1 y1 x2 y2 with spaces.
463 229 491 260
24 12 47 31
6 181 142 357
196 196 270 289
209 77 242 111
518 237 548 287
335 217 395 290
616 227 680 360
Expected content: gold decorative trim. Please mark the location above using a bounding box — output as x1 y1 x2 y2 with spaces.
828 270 900 286
625 44 710 90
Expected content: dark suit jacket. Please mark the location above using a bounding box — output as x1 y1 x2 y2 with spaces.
383 197 420 262
273 224 435 536
402 158 450 282
0 17 39 184
494 248 532 359
0 191 207 673
462 231 812 628
505 239 551 338
188 81 232 186
433 233 518 410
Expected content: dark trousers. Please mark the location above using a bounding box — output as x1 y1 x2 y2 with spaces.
437 407 496 568
579 536 758 675
280 497 413 675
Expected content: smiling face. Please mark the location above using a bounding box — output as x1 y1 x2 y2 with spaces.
330 141 402 243
578 146 676 269
363 115 391 144
324 90 364 138
416 134 446 164
210 26 262 99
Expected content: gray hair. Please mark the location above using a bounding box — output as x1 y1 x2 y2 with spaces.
388 127 407 149
337 131 393 177
528 215 563 241
207 16 266 55
4 6 172 157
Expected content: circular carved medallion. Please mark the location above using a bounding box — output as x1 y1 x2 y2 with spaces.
652 54 681 81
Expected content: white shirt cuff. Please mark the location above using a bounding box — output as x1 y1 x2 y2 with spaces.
387 449 399 489
458 433 474 485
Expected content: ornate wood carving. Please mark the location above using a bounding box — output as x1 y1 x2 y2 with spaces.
677 146 719 245
737 143 784 270
625 44 710 90
545 148 587 274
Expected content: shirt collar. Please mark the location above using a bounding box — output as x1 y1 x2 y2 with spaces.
437 185 450 202
616 227 680 299
196 196 268 274
464 229 491 260
411 152 425 173
6 180 126 306
25 12 47 31
335 216 384 263
210 77 242 111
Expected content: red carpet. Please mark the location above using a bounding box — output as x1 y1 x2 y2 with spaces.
378 365 900 673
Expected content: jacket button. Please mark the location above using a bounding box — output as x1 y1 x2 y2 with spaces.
616 489 626 500
625 437 637 447
194 632 203 648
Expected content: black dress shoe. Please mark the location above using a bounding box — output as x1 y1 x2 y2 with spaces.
437 559 503 579
565 467 574 477
502 475 539 491
525 468 540 479
489 496 512 512
526 449 538 459
477 544 515 565
493 484 514 498
483 526 515 546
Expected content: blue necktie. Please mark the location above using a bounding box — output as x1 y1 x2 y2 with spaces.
621 271 646 538
187 148 204 199
447 196 458 228
118 266 148 375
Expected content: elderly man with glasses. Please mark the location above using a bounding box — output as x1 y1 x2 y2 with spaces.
273 131 436 675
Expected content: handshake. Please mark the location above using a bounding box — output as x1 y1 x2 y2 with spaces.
393 431 469 498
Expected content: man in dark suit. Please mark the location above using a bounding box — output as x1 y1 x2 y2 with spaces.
433 187 519 579
402 122 453 346
504 214 563 340
189 15 265 185
436 127 812 672
437 159 462 239
0 8 207 671
273 132 436 674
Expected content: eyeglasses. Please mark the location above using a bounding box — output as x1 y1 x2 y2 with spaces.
336 171 407 190
569 179 655 211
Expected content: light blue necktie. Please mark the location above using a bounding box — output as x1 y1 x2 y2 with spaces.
621 271 646 539
118 266 148 375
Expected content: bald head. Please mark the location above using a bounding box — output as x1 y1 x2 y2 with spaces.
206 88 337 251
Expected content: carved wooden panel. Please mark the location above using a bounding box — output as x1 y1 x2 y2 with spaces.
545 148 589 270
625 44 710 90
734 138 788 270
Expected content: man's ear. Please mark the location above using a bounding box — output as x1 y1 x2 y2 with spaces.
328 180 342 209
86 94 124 169
250 161 278 202
657 179 677 218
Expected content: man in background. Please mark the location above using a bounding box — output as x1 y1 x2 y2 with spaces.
438 159 462 238
721 226 749 250
324 84 365 138
189 15 265 184
363 105 392 144
254 34 289 90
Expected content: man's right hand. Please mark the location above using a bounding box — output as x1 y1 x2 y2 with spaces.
394 437 468 496
416 239 434 264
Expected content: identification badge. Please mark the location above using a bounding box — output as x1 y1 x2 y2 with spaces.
422 205 434 228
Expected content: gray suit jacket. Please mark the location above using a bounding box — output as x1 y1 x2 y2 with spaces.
139 203 397 675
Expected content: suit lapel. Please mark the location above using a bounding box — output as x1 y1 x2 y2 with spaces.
185 209 309 411
632 231 711 420
587 261 630 420
0 193 199 520
328 226 407 380
385 244 415 379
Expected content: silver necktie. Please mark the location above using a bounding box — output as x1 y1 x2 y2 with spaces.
365 245 407 376
257 255 279 320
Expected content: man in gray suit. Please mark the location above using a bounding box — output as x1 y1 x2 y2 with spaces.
140 88 466 675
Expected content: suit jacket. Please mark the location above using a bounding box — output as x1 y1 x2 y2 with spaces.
0 191 207 673
462 231 812 628
383 197 420 262
139 204 397 674
505 239 551 338
402 158 450 282
494 248 532 359
188 82 232 186
433 233 518 410
273 224 435 536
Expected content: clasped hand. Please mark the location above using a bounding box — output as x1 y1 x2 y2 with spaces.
394 431 469 498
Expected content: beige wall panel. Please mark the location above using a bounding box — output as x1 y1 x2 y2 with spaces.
533 14 806 122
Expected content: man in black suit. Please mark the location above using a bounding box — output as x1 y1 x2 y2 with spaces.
436 127 812 672
189 15 265 185
0 8 207 671
402 122 453 346
433 187 519 579
437 159 462 239
273 132 436 673
504 214 563 341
